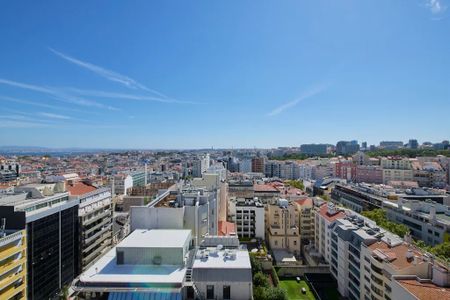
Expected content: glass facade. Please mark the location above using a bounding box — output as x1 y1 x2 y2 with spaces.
27 205 78 299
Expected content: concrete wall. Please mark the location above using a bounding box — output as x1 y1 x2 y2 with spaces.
195 281 252 300
130 206 184 231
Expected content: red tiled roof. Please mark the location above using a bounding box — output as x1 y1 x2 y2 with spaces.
254 184 279 193
218 221 236 236
295 198 313 206
67 182 96 196
397 279 450 300
318 203 346 222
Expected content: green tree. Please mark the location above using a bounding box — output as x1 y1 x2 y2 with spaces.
253 286 267 300
250 254 263 274
265 287 288 300
253 272 269 288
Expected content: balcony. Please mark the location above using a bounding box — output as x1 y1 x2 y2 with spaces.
84 218 112 236
0 257 26 277
83 232 112 254
85 224 112 244
83 210 111 227
0 244 25 262
0 271 24 291
0 280 25 299
0 231 23 248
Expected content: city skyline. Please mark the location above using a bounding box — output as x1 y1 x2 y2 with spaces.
1 1 449 148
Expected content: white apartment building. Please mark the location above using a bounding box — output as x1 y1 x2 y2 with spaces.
131 187 218 246
228 197 265 239
381 157 414 184
113 174 133 195
238 159 252 173
314 202 346 263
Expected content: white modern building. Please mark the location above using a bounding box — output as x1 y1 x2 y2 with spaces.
131 187 218 245
192 236 252 300
228 197 265 239
73 229 192 299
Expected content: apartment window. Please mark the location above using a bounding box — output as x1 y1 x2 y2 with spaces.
274 240 278 246
207 285 214 299
223 285 231 299
294 241 297 246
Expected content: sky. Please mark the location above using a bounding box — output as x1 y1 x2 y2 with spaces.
0 0 449 149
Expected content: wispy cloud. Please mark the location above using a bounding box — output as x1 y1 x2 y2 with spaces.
0 78 118 110
38 112 71 120
0 119 51 128
66 88 202 104
267 85 328 117
49 48 173 99
426 0 447 14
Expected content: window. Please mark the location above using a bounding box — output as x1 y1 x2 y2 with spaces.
206 285 214 299
274 240 278 246
294 240 297 245
223 285 231 299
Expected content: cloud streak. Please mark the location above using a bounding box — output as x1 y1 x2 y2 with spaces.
0 78 118 110
49 48 173 99
66 88 202 104
267 85 328 117
38 112 71 120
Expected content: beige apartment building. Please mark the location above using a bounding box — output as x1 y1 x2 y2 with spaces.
266 199 300 256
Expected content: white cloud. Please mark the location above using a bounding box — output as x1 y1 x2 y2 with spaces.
39 112 71 120
0 78 118 110
267 85 328 117
49 48 173 100
426 0 447 14
66 88 201 104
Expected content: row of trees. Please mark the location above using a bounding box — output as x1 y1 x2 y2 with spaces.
250 255 287 300
362 209 450 261
284 179 305 190
361 209 409 237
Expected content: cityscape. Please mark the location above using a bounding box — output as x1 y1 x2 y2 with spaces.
1 1 450 300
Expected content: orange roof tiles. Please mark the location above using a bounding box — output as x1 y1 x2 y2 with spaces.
254 184 279 193
67 181 96 196
318 203 346 222
218 221 236 236
397 279 450 300
295 198 313 207
368 242 424 270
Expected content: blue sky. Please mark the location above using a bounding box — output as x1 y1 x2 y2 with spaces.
0 1 449 149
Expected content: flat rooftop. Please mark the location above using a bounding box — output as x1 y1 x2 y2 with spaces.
193 248 250 269
119 229 191 248
79 247 187 286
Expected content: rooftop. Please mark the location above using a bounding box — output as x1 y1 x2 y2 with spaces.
193 247 250 269
119 229 191 248
318 203 346 222
67 181 96 196
396 279 450 300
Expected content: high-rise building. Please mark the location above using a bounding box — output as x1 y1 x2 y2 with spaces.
408 139 418 149
300 144 328 156
379 141 404 150
251 157 265 173
0 183 79 299
228 198 265 239
67 182 113 273
336 141 360 156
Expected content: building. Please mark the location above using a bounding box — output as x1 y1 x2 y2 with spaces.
266 199 301 260
192 236 252 300
0 183 79 299
251 157 265 174
67 182 113 272
130 170 146 187
0 227 27 300
355 165 383 184
300 144 328 156
336 141 360 156
380 141 404 150
0 161 20 183
383 199 450 246
192 154 210 178
73 231 253 300
295 198 314 244
408 139 419 149
113 174 133 195
73 229 192 299
238 159 252 173
228 198 264 239
381 157 414 184
334 161 356 181
253 183 280 204
411 160 447 188
331 183 387 212
314 202 346 262
130 187 218 246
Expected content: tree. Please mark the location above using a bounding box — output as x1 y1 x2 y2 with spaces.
361 209 409 237
285 180 304 190
250 254 263 274
253 286 267 300
265 287 288 300
253 272 269 288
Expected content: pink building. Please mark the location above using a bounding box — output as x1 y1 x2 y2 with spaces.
355 165 383 184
